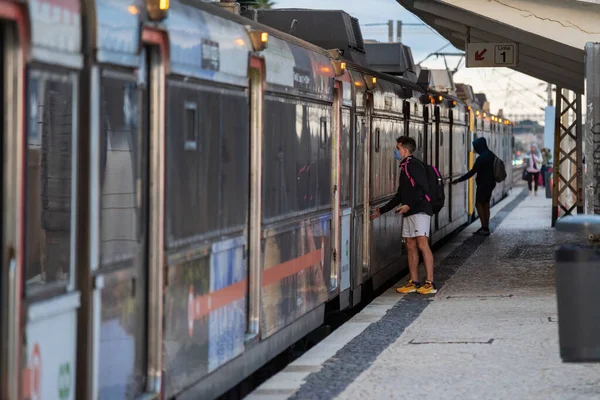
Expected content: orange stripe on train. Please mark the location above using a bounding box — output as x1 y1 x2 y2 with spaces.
187 247 324 337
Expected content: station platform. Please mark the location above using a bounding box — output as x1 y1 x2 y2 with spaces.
246 185 600 400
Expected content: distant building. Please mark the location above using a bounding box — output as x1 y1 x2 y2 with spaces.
514 119 544 136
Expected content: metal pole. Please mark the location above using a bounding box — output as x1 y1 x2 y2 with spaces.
576 93 583 214
552 86 562 226
585 43 600 215
397 20 402 42
388 20 393 43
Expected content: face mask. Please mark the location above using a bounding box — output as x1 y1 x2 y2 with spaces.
394 149 402 161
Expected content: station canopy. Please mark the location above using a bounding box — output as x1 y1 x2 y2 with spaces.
396 0 600 94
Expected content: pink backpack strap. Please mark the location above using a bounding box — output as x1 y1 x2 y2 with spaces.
401 159 416 187
403 159 432 203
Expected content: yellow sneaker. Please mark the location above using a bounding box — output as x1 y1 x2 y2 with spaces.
396 280 420 294
416 280 437 295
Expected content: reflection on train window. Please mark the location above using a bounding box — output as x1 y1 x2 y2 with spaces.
184 102 198 151
419 133 423 149
375 128 380 152
340 109 351 205
25 68 75 295
99 75 141 268
440 129 444 146
166 80 249 245
262 97 331 221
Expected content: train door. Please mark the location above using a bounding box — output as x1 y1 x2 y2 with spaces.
352 111 366 298
363 93 373 279
142 34 166 395
1 17 23 399
90 39 165 398
339 90 353 304
433 105 441 230
247 56 264 342
330 81 342 296
448 109 454 221
0 21 5 397
423 105 430 164
92 65 148 399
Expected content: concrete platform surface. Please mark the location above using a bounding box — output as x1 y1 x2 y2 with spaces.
246 187 600 400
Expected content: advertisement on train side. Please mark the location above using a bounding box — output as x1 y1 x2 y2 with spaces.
23 294 79 400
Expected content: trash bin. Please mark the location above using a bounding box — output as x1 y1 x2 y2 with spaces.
545 166 553 199
555 215 600 362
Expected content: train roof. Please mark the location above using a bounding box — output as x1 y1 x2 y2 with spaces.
176 0 432 96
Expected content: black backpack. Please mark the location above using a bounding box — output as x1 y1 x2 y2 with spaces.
403 160 446 215
493 156 507 183
425 164 445 214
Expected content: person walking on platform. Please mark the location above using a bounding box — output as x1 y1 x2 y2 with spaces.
540 147 551 187
370 136 436 295
452 137 495 236
526 145 542 195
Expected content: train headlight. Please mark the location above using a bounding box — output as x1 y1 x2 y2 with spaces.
331 61 346 76
365 75 377 90
247 29 269 52
146 0 169 20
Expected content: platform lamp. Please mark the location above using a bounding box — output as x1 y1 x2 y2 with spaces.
146 0 169 20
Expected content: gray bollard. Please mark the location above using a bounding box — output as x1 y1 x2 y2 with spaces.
555 215 600 362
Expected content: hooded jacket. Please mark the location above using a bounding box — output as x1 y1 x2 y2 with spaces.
456 137 496 187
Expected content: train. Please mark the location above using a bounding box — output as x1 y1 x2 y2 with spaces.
0 0 513 399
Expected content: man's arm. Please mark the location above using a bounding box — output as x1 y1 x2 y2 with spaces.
379 185 402 215
454 157 481 183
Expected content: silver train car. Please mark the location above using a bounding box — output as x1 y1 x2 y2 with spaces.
0 0 513 399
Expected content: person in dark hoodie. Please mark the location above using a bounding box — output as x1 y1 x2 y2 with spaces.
452 137 495 236
370 136 436 295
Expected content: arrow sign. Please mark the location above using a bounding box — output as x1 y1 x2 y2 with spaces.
475 48 487 61
466 43 518 68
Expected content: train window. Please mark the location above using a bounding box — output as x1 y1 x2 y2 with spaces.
361 119 366 143
184 101 198 151
440 129 444 146
375 127 380 152
418 132 423 149
25 68 76 295
99 74 142 268
320 116 328 148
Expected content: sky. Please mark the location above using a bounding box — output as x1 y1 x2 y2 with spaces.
271 0 549 123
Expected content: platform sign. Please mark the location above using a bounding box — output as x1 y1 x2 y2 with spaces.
466 43 518 68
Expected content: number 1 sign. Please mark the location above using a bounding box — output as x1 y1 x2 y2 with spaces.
466 43 518 68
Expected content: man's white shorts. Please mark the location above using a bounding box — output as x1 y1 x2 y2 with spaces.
402 212 431 238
